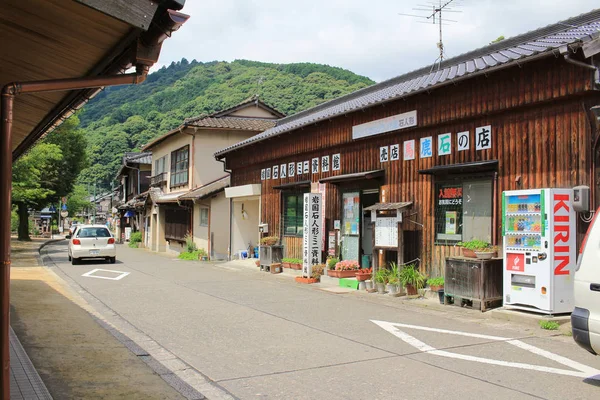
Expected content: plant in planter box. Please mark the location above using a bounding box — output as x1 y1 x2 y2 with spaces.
296 264 325 284
457 239 490 258
327 257 339 270
399 263 426 296
289 258 302 270
427 276 445 292
373 268 389 293
328 259 359 278
281 258 293 268
260 236 279 246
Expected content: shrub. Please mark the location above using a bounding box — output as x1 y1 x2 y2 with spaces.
311 264 325 280
427 277 445 287
178 249 208 261
539 320 560 330
184 233 197 253
373 268 389 284
457 240 490 251
327 257 339 269
129 231 142 248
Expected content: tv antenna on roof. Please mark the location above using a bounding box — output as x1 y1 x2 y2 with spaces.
399 0 465 71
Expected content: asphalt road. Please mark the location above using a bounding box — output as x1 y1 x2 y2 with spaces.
42 242 600 400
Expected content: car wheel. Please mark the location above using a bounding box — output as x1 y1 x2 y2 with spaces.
110 257 116 264
72 257 79 265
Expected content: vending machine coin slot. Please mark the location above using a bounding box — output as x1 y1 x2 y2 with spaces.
532 256 538 263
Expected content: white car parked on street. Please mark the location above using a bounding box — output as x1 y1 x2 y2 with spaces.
67 225 116 265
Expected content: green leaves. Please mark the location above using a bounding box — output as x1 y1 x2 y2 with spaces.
77 59 375 191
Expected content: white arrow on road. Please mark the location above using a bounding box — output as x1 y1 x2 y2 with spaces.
372 320 600 379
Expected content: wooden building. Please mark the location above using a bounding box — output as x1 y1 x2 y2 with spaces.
216 11 600 276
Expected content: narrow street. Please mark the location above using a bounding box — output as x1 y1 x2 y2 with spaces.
40 242 600 400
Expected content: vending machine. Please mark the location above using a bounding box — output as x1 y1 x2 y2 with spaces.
502 189 575 314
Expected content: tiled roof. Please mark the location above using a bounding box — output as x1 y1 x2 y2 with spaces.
184 95 285 123
215 9 600 158
124 152 152 165
179 175 230 200
188 117 276 131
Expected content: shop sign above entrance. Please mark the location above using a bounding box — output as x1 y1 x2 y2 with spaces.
352 110 417 140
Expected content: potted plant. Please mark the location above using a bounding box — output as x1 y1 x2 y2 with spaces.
355 267 372 281
328 260 360 278
386 262 400 295
373 268 389 294
427 276 445 292
259 236 283 268
326 257 339 273
457 239 490 258
475 245 497 259
260 236 279 246
399 263 425 296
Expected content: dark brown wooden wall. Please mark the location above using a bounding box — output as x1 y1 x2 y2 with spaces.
227 57 599 275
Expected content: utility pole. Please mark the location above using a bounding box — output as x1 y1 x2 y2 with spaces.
93 181 96 224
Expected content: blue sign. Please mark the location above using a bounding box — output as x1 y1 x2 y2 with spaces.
49 205 56 212
62 204 67 211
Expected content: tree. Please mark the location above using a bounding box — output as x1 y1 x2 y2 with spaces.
12 143 63 240
42 115 89 205
65 184 92 217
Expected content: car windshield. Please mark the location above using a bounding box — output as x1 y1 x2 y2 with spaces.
76 227 111 238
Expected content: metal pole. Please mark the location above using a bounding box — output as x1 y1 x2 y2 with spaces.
93 182 96 224
0 90 14 400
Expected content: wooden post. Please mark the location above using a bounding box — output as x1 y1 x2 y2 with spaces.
397 218 404 266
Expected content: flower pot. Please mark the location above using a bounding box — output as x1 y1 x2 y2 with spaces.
295 276 318 284
270 263 282 274
438 289 445 304
474 251 494 260
365 280 374 290
282 262 291 268
328 270 358 278
461 248 477 258
405 284 418 296
290 263 302 270
387 284 399 296
430 285 443 292
358 281 366 290
355 272 371 282
376 282 387 294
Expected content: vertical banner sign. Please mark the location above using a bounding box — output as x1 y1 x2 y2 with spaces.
403 140 415 160
475 125 492 150
390 144 400 161
438 133 451 156
321 156 330 172
380 146 389 162
303 193 322 278
332 154 341 171
457 131 470 151
318 183 326 251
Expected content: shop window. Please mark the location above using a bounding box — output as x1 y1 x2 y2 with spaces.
170 145 189 188
283 193 304 237
434 178 492 244
165 207 190 241
199 207 209 227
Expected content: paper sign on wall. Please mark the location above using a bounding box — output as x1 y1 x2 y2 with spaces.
404 140 415 160
332 154 341 171
457 131 470 151
420 137 432 158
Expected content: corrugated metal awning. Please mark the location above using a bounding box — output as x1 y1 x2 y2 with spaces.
418 160 498 175
364 202 413 211
273 180 311 190
319 169 384 184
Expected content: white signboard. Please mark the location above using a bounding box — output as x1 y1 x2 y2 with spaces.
475 125 492 150
297 162 303 175
375 217 398 248
332 154 341 171
380 146 389 162
280 163 287 178
303 193 322 278
352 110 417 140
390 144 400 161
457 131 470 151
288 162 295 177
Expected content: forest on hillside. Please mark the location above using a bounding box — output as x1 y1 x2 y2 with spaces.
78 59 375 189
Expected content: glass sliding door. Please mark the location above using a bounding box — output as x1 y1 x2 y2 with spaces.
341 192 360 262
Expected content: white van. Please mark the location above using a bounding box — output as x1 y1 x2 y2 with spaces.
572 209 600 355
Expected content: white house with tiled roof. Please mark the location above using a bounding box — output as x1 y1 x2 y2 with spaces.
142 96 284 258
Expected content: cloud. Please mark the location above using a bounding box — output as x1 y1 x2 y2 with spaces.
159 0 599 82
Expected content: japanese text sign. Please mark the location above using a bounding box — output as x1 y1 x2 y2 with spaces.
420 137 432 158
404 140 415 160
303 193 322 278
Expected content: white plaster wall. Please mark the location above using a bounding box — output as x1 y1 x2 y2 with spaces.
231 198 260 258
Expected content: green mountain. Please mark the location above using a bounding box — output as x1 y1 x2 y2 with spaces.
78 59 375 189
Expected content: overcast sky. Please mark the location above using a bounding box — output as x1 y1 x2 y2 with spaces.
157 0 599 82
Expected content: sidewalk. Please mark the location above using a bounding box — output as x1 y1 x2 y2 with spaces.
9 237 192 399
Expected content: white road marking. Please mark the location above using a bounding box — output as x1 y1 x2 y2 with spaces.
372 320 600 379
82 268 130 281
